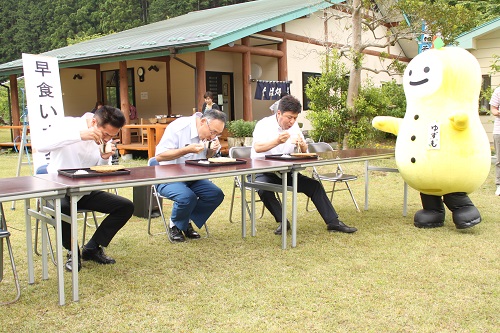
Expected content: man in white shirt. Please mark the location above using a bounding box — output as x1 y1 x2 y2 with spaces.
490 86 500 196
251 95 357 235
155 109 226 242
36 106 134 272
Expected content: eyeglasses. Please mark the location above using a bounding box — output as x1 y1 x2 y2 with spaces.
206 120 222 137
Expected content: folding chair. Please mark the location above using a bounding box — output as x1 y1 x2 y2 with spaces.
0 203 21 305
228 146 266 223
306 142 360 212
34 164 100 264
147 157 209 241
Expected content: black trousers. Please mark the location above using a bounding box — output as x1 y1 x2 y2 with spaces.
59 191 134 250
255 172 340 225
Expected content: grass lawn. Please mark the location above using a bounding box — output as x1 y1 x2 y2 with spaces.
0 149 498 332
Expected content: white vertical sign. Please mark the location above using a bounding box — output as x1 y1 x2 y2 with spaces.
427 121 440 150
22 54 65 171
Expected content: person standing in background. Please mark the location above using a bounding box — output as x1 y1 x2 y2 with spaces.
201 91 220 113
489 86 500 195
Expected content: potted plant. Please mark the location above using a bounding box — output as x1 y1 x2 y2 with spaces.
226 119 256 148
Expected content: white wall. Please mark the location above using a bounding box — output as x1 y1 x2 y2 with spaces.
464 28 500 143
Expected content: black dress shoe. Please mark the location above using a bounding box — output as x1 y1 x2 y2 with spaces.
184 223 201 239
65 250 82 272
81 246 116 264
327 221 357 233
169 226 186 242
274 221 291 235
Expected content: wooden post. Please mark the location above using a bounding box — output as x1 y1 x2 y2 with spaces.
242 37 252 121
278 24 288 82
119 61 131 145
9 75 20 140
95 65 102 102
196 52 206 112
166 56 172 115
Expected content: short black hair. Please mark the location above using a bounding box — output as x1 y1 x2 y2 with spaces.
278 95 302 114
204 91 215 99
94 105 126 129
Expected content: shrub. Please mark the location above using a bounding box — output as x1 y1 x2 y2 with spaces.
226 119 256 137
305 52 350 144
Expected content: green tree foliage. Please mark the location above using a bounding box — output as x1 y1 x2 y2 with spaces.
306 52 407 148
98 0 144 33
0 0 252 65
148 0 250 22
305 52 351 144
446 0 500 24
398 0 482 45
0 0 19 62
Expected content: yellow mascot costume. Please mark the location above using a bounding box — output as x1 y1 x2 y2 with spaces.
372 44 490 229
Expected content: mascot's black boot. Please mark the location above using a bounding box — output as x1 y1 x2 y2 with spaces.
443 192 481 229
414 193 445 228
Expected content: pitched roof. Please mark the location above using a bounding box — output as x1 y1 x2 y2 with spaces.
456 16 500 49
0 0 338 76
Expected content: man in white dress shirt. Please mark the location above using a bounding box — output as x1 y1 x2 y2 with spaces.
251 95 357 235
36 106 134 272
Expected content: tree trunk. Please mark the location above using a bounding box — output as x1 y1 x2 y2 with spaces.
347 0 362 109
344 0 363 149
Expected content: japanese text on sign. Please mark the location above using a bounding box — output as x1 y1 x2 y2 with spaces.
22 54 65 170
427 121 440 149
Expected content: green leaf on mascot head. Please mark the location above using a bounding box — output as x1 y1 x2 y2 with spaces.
433 37 445 50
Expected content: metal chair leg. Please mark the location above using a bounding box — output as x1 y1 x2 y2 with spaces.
228 180 238 223
345 182 360 212
81 211 99 245
34 219 58 266
203 223 210 238
229 178 265 223
147 185 171 239
0 203 21 305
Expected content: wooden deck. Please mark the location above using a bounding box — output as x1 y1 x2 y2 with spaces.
0 124 229 157
116 140 229 157
0 142 31 149
0 125 28 150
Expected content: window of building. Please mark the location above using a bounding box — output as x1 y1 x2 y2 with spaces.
101 69 136 108
302 72 321 110
480 75 491 115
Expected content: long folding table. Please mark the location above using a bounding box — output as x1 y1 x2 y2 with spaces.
35 158 293 302
0 176 67 305
26 149 401 304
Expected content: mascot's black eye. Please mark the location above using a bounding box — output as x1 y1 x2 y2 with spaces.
409 70 413 76
411 135 416 141
414 115 419 120
411 157 416 163
424 67 430 73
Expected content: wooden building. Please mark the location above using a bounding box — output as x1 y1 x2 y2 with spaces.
0 0 413 150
